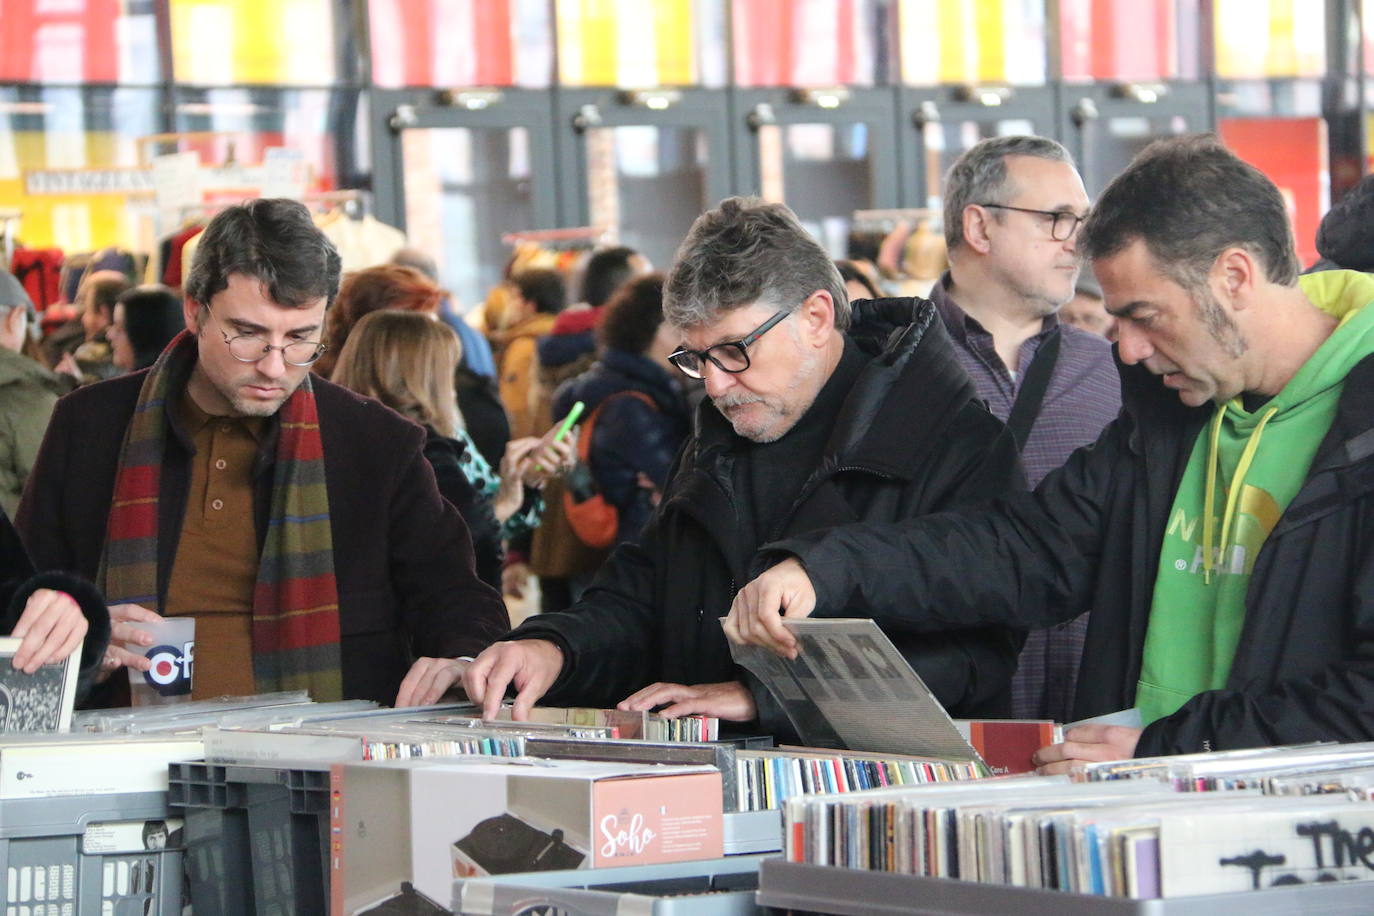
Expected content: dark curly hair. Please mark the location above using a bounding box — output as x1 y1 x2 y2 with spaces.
597 273 666 354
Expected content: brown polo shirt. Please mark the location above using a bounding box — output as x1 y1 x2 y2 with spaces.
163 395 267 699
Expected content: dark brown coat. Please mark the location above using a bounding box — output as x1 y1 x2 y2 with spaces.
16 370 508 705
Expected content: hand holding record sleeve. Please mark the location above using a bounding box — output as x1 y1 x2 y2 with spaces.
1032 723 1142 775
8 588 87 673
723 556 816 658
729 617 983 762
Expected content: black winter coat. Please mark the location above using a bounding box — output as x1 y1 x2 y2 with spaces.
553 349 691 545
422 427 504 592
776 353 1374 756
1 508 110 703
509 298 1026 727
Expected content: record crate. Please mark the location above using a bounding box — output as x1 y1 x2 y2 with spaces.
754 858 1374 915
166 760 331 915
1 791 184 915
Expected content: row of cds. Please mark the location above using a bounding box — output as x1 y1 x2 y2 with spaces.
735 748 988 813
783 741 1374 900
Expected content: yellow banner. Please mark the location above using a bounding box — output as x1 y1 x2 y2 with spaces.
1266 0 1296 76
3 132 133 251
170 0 330 84
654 0 695 85
974 0 1005 83
562 0 619 86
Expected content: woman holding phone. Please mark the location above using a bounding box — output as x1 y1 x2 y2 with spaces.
332 311 575 591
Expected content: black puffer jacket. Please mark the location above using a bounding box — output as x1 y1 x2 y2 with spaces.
552 349 691 545
422 427 504 592
2 508 109 704
508 298 1026 727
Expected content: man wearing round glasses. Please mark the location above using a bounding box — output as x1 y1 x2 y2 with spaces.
462 197 1024 731
18 199 507 709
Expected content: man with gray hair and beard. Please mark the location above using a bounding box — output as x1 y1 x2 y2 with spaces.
457 197 1025 734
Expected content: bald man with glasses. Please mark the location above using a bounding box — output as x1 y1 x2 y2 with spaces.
17 199 507 709
457 197 1025 736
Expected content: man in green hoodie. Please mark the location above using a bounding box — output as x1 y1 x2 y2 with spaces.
726 135 1374 767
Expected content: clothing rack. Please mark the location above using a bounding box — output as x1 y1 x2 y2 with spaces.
851 208 940 233
175 189 369 220
500 226 613 251
135 131 242 167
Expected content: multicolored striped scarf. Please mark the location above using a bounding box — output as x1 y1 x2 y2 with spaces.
99 330 343 700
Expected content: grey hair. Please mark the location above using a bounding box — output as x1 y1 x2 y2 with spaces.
664 197 850 331
943 135 1076 252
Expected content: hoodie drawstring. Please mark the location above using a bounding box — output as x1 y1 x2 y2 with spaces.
1202 404 1279 584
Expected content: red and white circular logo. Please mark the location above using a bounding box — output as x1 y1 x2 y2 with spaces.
142 645 191 696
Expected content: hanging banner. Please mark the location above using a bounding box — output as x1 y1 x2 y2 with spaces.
23 168 155 196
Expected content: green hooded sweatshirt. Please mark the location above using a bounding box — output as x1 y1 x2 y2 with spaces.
1137 269 1374 725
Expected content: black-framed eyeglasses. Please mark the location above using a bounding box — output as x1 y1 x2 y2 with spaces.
668 309 790 380
205 306 327 367
977 203 1087 242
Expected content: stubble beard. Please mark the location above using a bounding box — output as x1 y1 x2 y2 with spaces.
719 347 824 444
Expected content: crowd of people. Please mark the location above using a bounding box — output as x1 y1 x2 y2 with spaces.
5 131 1373 771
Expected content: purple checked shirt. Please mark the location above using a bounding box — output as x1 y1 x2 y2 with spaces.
929 273 1122 722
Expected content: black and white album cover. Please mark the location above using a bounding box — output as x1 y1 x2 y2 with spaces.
0 636 80 732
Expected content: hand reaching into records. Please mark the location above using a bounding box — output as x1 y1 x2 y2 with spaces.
7 589 87 674
394 656 470 707
617 680 757 722
461 638 565 720
723 557 817 658
1031 724 1143 775
96 603 160 683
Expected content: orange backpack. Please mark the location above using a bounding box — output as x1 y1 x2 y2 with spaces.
562 390 658 548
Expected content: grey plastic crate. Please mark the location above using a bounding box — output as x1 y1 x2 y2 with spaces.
723 809 782 856
166 760 330 916
755 859 1374 915
0 791 184 915
453 854 774 915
